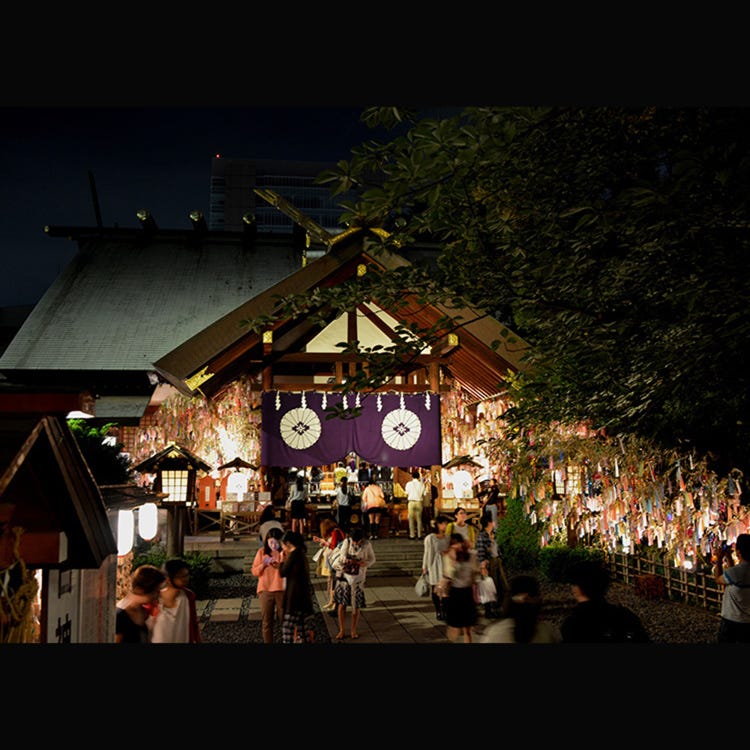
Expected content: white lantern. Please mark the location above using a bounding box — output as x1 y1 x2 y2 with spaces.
137 503 158 541
117 509 134 556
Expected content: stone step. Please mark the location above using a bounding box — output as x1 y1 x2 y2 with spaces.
187 533 426 576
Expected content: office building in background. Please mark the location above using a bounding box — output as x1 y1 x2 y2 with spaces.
209 157 358 234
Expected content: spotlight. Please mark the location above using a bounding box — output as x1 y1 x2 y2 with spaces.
136 209 158 232
189 209 207 232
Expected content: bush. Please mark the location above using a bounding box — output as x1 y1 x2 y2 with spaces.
496 493 541 571
132 544 214 599
538 544 606 582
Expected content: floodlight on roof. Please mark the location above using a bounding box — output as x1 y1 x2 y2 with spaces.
136 209 158 231
189 209 207 232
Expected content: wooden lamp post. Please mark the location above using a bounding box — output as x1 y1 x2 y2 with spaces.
133 444 212 557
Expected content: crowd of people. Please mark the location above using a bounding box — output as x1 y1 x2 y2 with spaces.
117 466 750 645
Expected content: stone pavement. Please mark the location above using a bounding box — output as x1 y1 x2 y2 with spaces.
188 532 460 644
195 573 453 644
309 575 450 644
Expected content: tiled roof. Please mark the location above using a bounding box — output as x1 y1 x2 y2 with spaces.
0 233 302 373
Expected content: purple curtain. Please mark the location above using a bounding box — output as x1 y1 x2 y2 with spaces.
261 390 441 467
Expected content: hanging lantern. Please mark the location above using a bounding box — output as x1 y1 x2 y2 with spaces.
117 509 134 556
137 503 158 541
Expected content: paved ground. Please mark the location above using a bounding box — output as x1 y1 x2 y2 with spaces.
197 572 452 644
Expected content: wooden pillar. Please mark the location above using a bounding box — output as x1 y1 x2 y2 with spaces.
429 362 440 392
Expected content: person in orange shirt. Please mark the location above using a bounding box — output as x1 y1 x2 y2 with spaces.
361 478 387 540
251 527 286 643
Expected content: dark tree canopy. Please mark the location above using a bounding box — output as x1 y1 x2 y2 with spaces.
312 106 750 478
67 419 132 485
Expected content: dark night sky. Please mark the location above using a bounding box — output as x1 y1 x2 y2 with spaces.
0 106 385 307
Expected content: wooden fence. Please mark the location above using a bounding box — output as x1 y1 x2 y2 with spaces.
605 551 723 616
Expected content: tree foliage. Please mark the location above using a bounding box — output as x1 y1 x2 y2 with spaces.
312 106 750 478
67 419 132 485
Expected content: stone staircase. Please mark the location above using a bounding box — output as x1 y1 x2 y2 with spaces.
305 536 425 578
185 532 425 578
241 536 424 577
357 537 424 577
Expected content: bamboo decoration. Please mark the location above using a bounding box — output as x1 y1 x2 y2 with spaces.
0 527 40 644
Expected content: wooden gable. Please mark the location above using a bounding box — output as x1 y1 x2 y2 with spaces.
0 416 117 568
154 230 530 403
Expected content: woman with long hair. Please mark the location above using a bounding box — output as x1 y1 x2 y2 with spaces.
279 530 315 643
287 473 309 537
251 526 286 643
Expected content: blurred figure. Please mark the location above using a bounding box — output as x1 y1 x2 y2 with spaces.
480 575 560 643
422 514 450 620
713 533 750 642
149 558 202 644
251 526 285 643
442 533 481 643
115 564 166 644
561 561 649 643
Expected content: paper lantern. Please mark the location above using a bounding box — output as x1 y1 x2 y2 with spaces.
137 503 158 541
117 509 134 556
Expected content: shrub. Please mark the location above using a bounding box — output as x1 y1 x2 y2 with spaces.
539 544 606 582
496 493 541 571
132 544 214 599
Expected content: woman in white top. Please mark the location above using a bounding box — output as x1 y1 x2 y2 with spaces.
148 559 202 644
332 527 376 640
422 514 451 620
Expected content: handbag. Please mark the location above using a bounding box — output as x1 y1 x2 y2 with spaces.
475 574 497 604
343 557 361 576
415 573 430 598
327 540 345 575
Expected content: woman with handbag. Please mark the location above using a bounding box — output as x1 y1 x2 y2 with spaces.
332 527 376 640
312 518 346 610
421 514 451 620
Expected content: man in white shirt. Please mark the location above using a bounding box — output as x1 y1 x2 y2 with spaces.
405 470 425 539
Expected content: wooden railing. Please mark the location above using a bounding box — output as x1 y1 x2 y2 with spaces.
606 551 723 615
